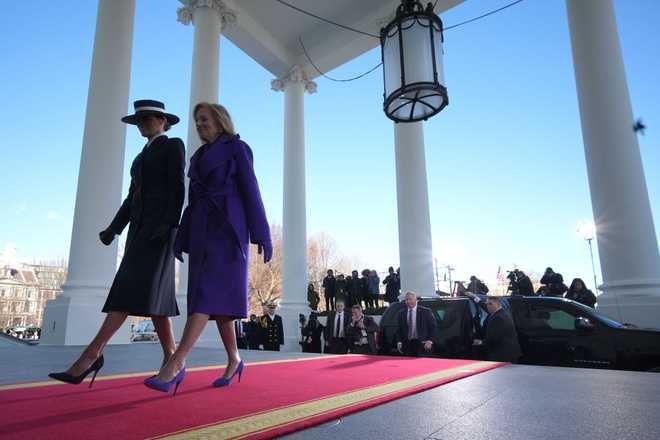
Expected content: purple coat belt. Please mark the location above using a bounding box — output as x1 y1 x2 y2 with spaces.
174 134 271 298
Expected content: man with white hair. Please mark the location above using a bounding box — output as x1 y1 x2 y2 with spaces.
395 291 437 356
324 300 350 354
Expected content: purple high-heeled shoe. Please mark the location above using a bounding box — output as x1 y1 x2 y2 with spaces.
212 360 244 387
144 368 186 396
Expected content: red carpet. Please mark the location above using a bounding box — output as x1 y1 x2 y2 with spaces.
0 356 503 439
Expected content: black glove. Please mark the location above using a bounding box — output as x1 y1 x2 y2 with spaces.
99 228 115 246
150 224 171 242
174 251 184 263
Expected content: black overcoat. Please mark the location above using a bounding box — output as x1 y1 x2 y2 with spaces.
484 308 522 362
102 135 185 317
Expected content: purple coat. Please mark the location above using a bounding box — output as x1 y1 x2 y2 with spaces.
174 134 270 317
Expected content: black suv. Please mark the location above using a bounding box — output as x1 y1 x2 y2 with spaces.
377 296 660 372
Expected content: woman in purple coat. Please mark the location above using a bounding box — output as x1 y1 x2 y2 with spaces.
145 103 272 395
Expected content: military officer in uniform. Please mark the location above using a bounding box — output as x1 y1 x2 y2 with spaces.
260 302 284 351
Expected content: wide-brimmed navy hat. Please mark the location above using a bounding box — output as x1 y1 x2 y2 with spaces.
122 99 180 125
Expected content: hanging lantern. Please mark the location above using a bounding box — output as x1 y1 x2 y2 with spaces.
381 0 447 123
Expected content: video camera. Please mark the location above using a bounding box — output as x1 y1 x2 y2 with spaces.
506 269 520 293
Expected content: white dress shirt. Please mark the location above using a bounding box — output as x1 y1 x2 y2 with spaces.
145 132 166 148
334 312 345 338
407 306 418 340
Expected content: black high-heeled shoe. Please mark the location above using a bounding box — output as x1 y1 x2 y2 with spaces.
48 355 104 388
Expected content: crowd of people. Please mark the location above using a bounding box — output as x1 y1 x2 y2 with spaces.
294 264 599 364
297 290 527 364
298 290 522 363
299 293 434 357
454 267 597 308
314 266 401 312
234 303 284 351
314 265 597 314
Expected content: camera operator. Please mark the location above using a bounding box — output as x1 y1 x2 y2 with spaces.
507 269 534 296
538 267 568 297
515 270 535 296
467 276 489 294
506 270 520 295
454 280 468 297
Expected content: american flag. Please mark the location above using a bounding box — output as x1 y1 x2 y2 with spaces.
496 266 505 284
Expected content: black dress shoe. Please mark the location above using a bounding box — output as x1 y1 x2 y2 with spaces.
48 355 104 388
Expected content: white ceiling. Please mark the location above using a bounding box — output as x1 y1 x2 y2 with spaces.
208 0 465 79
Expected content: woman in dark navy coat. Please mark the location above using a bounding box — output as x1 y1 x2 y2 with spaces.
49 100 185 386
145 102 271 394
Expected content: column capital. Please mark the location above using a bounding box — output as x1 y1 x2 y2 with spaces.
271 66 317 94
177 0 237 29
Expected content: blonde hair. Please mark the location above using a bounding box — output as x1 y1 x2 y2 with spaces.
193 102 236 136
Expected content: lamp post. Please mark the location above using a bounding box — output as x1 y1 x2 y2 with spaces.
577 221 599 293
380 0 448 122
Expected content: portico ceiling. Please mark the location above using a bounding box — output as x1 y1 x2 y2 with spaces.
189 0 464 80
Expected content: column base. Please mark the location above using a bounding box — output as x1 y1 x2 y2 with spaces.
40 287 130 346
278 301 311 352
596 279 660 329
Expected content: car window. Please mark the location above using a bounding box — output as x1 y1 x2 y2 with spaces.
570 301 623 328
546 309 576 330
518 305 577 331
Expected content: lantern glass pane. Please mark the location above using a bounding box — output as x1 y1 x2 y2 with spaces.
433 30 445 85
383 32 401 98
401 17 434 85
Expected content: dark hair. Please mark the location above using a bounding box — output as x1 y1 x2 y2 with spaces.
352 305 362 311
486 296 502 303
159 114 172 132
569 278 586 291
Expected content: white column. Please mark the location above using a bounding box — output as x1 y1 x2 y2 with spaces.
567 0 660 327
272 67 317 351
41 0 135 345
394 122 436 299
174 0 235 340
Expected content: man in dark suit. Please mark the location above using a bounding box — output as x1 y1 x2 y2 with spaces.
260 303 284 351
347 270 363 308
473 296 522 362
324 300 350 354
245 314 261 349
322 269 337 311
346 305 379 355
383 266 400 304
235 319 247 349
395 291 437 356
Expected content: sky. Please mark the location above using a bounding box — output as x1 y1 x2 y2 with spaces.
1 0 659 292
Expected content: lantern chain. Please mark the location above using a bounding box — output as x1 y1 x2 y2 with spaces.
299 37 383 83
274 0 380 38
285 0 526 83
444 0 525 31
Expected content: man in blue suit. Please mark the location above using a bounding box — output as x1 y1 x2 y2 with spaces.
395 291 438 356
